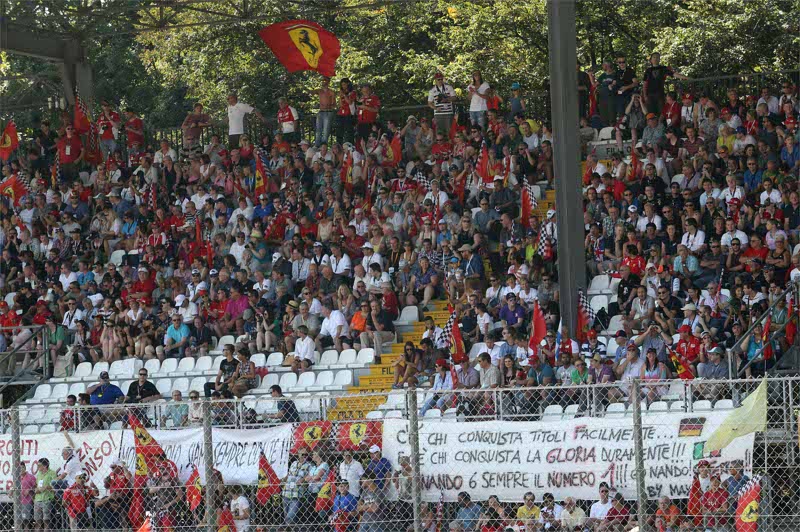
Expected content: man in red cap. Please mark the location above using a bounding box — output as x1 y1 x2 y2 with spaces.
428 72 456 136
419 358 454 416
674 324 701 374
680 92 699 130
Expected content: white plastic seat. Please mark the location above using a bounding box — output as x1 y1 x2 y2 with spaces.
278 372 298 391
38 424 56 434
4 292 16 307
605 403 626 418
366 410 384 420
109 249 127 266
49 383 70 403
318 350 339 368
714 399 734 410
156 379 173 395
468 342 487 360
67 382 86 397
109 421 123 430
542 404 564 421
291 372 316 392
173 357 196 375
597 126 615 141
394 306 420 325
67 362 92 382
251 353 266 367
423 409 441 419
189 356 213 376
353 349 375 367
306 371 334 392
189 377 207 392
380 392 406 411
23 407 45 424
603 315 624 335
590 295 608 315
331 349 357 369
171 377 190 394
211 335 235 355
257 373 280 391
155 358 178 377
90 361 110 378
211 356 225 372
588 274 611 295
385 410 403 419
563 404 580 419
29 384 52 404
648 401 669 412
144 358 161 376
441 410 459 422
109 360 130 379
22 425 38 435
266 352 284 367
326 370 353 391
692 400 713 412
668 401 686 412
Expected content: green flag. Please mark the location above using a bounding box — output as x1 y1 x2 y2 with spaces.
705 378 767 452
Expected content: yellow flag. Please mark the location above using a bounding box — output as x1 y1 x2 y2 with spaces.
705 378 767 452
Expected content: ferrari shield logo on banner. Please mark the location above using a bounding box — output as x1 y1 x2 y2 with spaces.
259 19 341 77
287 23 323 68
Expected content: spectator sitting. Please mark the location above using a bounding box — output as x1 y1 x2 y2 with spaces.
539 492 563 530
653 495 682 531
420 358 455 415
161 390 189 427
204 344 239 397
516 491 540 529
265 384 300 423
231 348 257 398
596 492 630 531
559 496 587 530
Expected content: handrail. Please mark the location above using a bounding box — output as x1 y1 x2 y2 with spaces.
0 325 47 399
730 281 799 378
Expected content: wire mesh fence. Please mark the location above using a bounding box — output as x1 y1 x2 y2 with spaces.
0 376 796 531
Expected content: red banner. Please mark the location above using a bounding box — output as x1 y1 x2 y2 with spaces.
0 122 19 162
336 421 382 451
259 20 341 78
291 420 333 452
74 94 92 135
185 466 202 511
256 452 281 504
735 476 761 532
128 414 166 529
686 474 702 526
315 468 336 512
529 300 547 354
0 175 29 207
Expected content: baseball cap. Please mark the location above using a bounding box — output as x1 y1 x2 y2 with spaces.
272 252 282 261
209 269 219 276
736 126 746 134
314 241 323 247
362 242 374 249
546 209 556 219
99 371 110 379
369 445 381 453
433 72 444 79
511 82 521 90
678 324 692 333
645 112 657 120
191 269 200 275
615 330 627 338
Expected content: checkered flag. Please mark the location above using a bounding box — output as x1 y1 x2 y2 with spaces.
578 288 596 324
537 220 552 258
441 309 457 350
522 178 538 210
418 173 432 193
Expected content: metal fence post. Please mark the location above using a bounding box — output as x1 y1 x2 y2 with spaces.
203 400 215 532
408 389 422 532
11 407 21 531
631 380 649 531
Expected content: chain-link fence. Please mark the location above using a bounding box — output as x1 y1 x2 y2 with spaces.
0 376 796 531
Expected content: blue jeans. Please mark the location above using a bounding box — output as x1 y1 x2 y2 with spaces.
284 497 302 524
469 110 486 129
100 139 116 159
316 111 335 147
420 393 451 416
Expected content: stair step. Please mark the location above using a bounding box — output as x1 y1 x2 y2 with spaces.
327 394 387 420
358 374 396 387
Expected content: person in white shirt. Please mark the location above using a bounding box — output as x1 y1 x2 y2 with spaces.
62 300 85 331
229 485 251 532
229 232 248 266
229 197 254 226
586 483 613 529
720 220 748 252
277 97 300 138
55 447 84 489
290 249 311 284
760 178 783 206
59 263 78 291
421 316 446 350
360 243 383 272
467 70 490 128
316 304 351 352
758 88 780 115
339 451 365 497
329 246 352 277
226 92 264 148
175 294 198 323
293 325 316 369
349 209 369 237
680 219 706 253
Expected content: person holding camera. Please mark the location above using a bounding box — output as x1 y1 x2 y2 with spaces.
428 72 457 136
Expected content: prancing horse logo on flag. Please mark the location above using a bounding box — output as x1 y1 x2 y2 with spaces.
287 24 322 68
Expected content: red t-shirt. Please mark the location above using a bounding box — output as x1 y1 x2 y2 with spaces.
621 255 646 276
63 484 88 519
277 106 298 130
605 504 630 524
131 277 155 305
108 471 129 493
338 91 357 117
701 488 728 526
58 136 83 164
97 111 120 141
392 178 416 194
299 223 318 239
125 117 144 147
60 409 76 431
662 101 681 126
358 94 381 124
676 337 702 363
742 245 768 272
431 141 452 164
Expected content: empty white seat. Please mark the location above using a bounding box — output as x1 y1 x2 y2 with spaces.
266 352 284 367
692 400 713 412
278 372 298 391
90 361 110 378
156 379 173 395
305 371 333 392
669 401 686 412
597 126 615 141
394 306 420 325
326 370 353 391
648 401 669 412
108 360 135 379
109 421 123 430
29 384 52 403
590 295 608 315
251 353 266 367
423 409 441 419
380 392 406 410
366 410 384 419
603 315 624 335
441 410 459 422
258 373 280 391
109 249 127 266
22 407 45 424
542 404 564 421
354 349 375 367
318 350 339 368
67 383 86 397
173 358 196 375
172 378 190 394
331 349 357 369
211 356 225 372
563 404 580 419
120 381 134 394
189 356 213 375
605 403 626 418
468 342 487 360
385 410 403 419
588 274 611 294
211 336 235 355
22 425 38 434
48 383 70 403
715 399 734 410
38 424 56 434
68 362 92 381
4 292 16 307
189 377 207 392
156 358 178 377
291 372 317 392
144 359 161 375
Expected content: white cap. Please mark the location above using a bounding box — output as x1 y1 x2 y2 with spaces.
354 208 363 214
272 252 282 261
438 219 446 224
300 139 310 146
369 445 381 453
175 294 186 306
646 262 655 269
546 209 556 218
210 269 219 276
362 242 373 249
493 175 504 181
314 241 323 247
628 205 638 212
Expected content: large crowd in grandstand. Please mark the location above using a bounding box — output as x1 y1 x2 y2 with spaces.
0 51 799 531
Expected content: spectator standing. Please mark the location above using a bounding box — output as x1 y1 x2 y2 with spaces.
282 449 311 525
339 450 365 497
34 458 56 531
364 445 392 491
230 484 252 532
226 92 264 148
316 77 337 147
428 72 456 135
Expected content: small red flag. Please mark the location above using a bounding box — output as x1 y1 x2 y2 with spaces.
686 474 702 526
291 421 333 452
336 421 382 452
761 314 773 360
74 94 92 135
84 122 103 165
529 300 547 354
786 299 796 346
315 468 336 512
256 452 281 504
258 20 341 78
476 141 490 184
254 151 269 198
0 121 19 161
217 506 237 532
387 134 402 167
667 346 695 380
735 476 761 532
186 466 203 511
127 414 166 529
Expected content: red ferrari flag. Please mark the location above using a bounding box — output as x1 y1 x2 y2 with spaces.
528 300 547 355
256 452 281 504
0 175 30 207
735 476 761 532
0 121 19 161
255 150 269 198
386 134 402 167
291 421 333 452
475 141 490 184
686 473 702 526
336 421 382 452
74 93 92 135
259 20 341 78
667 346 695 380
127 414 166 529
186 465 203 511
761 314 773 360
217 506 236 532
315 468 336 512
786 298 796 346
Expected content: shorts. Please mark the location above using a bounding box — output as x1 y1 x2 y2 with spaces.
34 500 52 521
319 336 347 348
20 503 33 521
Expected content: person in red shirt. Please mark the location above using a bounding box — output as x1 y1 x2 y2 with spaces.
356 83 380 141
123 108 144 149
674 323 701 373
97 100 121 158
741 234 769 272
430 132 452 166
57 125 83 180
63 472 96 530
95 458 131 531
129 266 155 306
701 474 729 528
599 493 630 531
620 245 646 276
380 282 399 320
60 394 78 431
661 91 681 128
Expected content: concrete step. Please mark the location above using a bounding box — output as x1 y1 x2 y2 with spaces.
358 374 396 388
